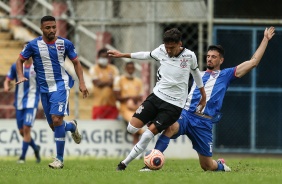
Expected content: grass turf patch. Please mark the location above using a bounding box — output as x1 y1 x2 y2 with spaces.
0 157 282 184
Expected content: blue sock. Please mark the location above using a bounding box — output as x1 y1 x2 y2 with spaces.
64 120 76 132
29 138 37 151
154 134 170 153
20 141 29 160
217 162 224 171
54 124 66 162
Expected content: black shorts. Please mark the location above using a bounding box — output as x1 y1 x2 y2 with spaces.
133 93 182 133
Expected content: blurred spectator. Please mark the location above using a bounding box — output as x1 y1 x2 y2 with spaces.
3 42 41 163
89 48 119 119
114 61 144 144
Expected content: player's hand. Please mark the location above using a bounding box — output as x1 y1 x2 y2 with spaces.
3 86 10 92
264 26 275 41
79 83 89 98
107 50 123 58
196 98 206 113
15 77 28 85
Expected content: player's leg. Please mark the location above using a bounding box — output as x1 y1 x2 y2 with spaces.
23 108 41 163
185 113 231 172
116 94 159 170
154 122 180 152
198 154 231 171
16 109 26 163
47 90 71 169
118 94 182 171
154 109 189 153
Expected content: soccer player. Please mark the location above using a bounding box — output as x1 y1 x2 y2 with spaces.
108 28 207 171
142 26 275 172
15 15 89 169
3 42 41 163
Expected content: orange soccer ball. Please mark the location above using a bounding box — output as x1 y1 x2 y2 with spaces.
144 149 165 170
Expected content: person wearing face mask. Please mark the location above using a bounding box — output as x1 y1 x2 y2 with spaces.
89 48 120 119
114 61 144 145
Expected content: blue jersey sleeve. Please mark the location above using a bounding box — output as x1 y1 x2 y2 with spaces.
20 42 33 60
6 63 17 80
65 40 78 60
223 67 238 82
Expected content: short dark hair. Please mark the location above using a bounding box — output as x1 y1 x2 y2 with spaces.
125 61 134 67
207 45 224 57
98 48 108 57
163 28 182 43
41 16 56 25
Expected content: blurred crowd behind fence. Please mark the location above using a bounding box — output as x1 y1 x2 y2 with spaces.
0 0 282 154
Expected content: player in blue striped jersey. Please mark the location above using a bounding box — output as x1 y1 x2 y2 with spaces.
145 26 275 172
4 43 41 163
15 16 89 169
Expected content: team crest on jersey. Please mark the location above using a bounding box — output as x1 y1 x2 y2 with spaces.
135 105 144 114
180 59 188 68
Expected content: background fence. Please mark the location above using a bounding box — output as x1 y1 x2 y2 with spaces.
0 0 282 155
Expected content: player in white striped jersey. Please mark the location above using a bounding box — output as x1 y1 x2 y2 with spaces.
4 42 41 163
108 28 207 171
148 26 275 172
15 16 89 169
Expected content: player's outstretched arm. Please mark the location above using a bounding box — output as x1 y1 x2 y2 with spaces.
15 57 28 85
107 50 131 58
235 26 275 78
108 50 151 60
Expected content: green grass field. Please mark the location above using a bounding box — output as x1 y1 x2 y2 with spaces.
1 156 282 184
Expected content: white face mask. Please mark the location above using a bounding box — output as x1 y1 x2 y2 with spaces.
125 72 134 79
98 58 108 66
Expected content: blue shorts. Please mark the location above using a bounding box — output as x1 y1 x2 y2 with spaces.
41 90 70 124
16 108 37 129
171 111 213 157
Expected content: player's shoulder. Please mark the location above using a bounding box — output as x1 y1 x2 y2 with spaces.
57 36 73 45
152 44 166 55
221 67 236 73
27 36 42 45
181 48 196 57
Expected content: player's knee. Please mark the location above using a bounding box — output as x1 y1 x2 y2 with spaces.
127 122 140 134
163 122 179 137
19 129 24 137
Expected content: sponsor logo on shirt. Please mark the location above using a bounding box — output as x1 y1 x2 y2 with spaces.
57 46 65 51
182 54 192 58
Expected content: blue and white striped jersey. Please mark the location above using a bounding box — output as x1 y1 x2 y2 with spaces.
20 36 76 93
6 63 40 110
184 67 238 117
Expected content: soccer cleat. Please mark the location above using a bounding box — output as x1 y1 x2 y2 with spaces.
48 158 64 169
217 158 231 172
139 165 152 172
71 120 82 144
17 159 25 164
116 162 126 171
34 145 41 163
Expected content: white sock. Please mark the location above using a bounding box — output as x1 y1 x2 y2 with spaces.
122 129 154 166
